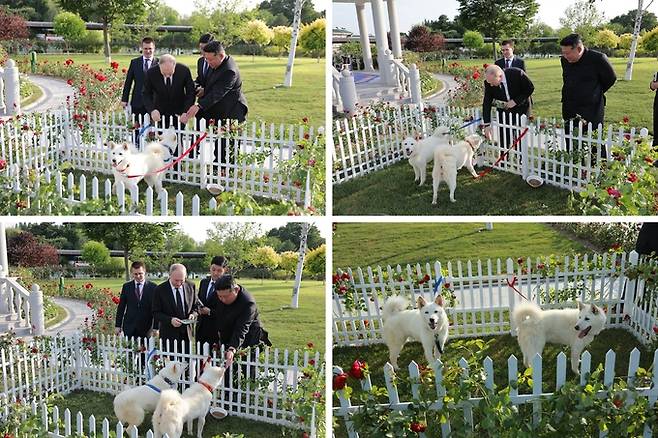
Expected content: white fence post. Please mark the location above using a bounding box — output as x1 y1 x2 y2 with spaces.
520 114 529 180
3 60 20 115
29 284 44 336
409 63 423 112
624 250 640 327
506 257 517 336
339 69 358 115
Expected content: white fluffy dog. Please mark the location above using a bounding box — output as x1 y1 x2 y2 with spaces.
152 364 226 438
512 300 607 374
108 128 178 196
431 133 484 205
402 126 452 186
113 360 186 430
382 295 449 370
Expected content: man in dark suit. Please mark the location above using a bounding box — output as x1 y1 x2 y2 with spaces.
482 64 535 147
495 40 526 72
142 53 196 130
560 33 616 152
183 41 248 165
121 37 158 118
152 263 198 353
195 33 215 97
196 255 229 349
114 261 157 339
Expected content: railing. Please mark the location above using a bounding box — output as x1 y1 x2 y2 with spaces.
390 58 411 97
0 272 44 336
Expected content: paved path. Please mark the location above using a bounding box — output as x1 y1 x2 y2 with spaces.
45 297 94 336
425 73 459 106
0 74 74 117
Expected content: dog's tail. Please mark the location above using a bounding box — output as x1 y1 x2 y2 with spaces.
382 295 408 321
512 301 542 331
152 388 185 430
145 142 168 157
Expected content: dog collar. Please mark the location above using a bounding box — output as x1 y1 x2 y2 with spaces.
163 145 175 163
198 379 214 393
163 376 176 388
464 137 477 151
146 383 162 393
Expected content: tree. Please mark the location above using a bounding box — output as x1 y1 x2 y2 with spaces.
53 11 87 53
205 223 261 277
462 30 484 51
267 223 323 252
7 232 59 267
272 25 292 57
642 25 658 52
610 9 658 34
257 0 321 25
404 25 444 52
81 240 110 275
424 14 466 38
20 223 83 250
559 0 605 43
241 19 273 60
593 28 620 53
298 17 325 61
458 0 539 59
304 243 325 281
0 7 29 41
250 246 280 283
618 32 639 49
0 0 58 21
81 223 176 280
57 0 145 63
279 251 298 280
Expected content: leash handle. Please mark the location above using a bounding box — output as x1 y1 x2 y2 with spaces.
506 276 528 301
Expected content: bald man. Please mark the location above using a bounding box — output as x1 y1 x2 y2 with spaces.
142 53 195 130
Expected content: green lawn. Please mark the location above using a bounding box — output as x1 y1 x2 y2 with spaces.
57 389 287 437
429 57 658 132
59 278 325 353
332 161 572 216
332 223 591 269
21 79 43 107
20 53 325 126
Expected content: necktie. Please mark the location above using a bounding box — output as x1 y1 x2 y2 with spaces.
203 60 208 77
207 281 214 300
175 287 185 317
505 59 510 69
166 76 172 89
144 58 150 73
136 283 142 301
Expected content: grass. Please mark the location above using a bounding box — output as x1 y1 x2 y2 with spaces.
332 223 591 269
44 301 67 329
61 278 325 353
56 389 287 437
333 328 654 404
21 53 325 126
332 161 571 216
430 57 658 132
21 80 43 107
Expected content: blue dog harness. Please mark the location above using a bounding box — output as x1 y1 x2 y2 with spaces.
145 376 176 394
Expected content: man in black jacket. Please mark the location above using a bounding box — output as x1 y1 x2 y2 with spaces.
495 40 525 72
195 33 215 97
482 64 535 147
152 263 198 353
560 34 616 152
196 255 229 349
114 261 157 339
121 37 158 118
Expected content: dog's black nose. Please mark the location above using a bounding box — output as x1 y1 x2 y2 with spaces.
574 325 579 330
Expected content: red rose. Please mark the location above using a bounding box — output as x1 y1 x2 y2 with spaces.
333 372 348 390
263 174 270 183
410 422 427 432
97 308 105 317
341 272 350 280
537 263 545 269
66 79 73 86
293 180 302 188
86 301 93 308
110 61 119 70
610 243 621 251
627 173 638 183
307 342 314 349
349 359 367 379
302 433 309 438
65 59 73 65
309 359 315 365
622 116 630 124
517 257 524 264
612 397 623 408
122 68 127 73
624 133 631 141
84 283 93 289
653 325 658 334
0 159 6 171
111 296 120 305
443 282 451 289
332 274 340 284
302 117 308 123
303 133 310 140
483 63 489 68
472 72 480 80
606 187 621 199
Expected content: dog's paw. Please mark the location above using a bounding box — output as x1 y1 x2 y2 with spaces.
450 198 456 203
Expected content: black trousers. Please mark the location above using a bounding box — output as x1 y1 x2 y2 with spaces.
653 93 658 147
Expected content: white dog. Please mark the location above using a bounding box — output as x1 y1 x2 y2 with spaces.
108 128 178 196
403 126 452 186
431 133 483 205
113 360 186 430
152 364 226 438
512 300 607 374
382 294 450 370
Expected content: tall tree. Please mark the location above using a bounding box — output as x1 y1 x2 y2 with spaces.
257 0 321 25
19 223 84 250
267 223 323 252
204 223 261 277
0 0 58 21
53 11 87 53
81 223 176 280
0 7 29 41
458 0 539 59
404 25 445 52
560 0 605 43
57 0 145 63
609 8 657 34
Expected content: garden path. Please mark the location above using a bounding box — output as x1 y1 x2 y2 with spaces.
45 297 93 336
425 73 458 106
23 75 75 114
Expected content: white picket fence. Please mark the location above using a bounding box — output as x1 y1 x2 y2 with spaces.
333 251 658 347
1 103 317 214
332 103 650 193
333 348 658 438
0 333 322 435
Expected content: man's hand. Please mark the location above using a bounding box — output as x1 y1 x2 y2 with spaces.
114 327 122 335
225 348 235 367
505 99 517 109
185 104 200 120
150 329 159 337
171 317 182 327
180 113 189 125
196 87 204 98
199 306 210 316
121 102 128 109
151 109 161 123
651 81 658 91
483 126 493 141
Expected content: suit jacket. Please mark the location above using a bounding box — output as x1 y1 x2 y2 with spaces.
196 57 211 88
482 67 535 124
142 63 196 117
196 276 220 346
197 55 248 122
495 56 526 72
215 285 270 350
115 280 157 338
636 223 658 256
152 279 197 343
560 48 616 125
121 56 159 110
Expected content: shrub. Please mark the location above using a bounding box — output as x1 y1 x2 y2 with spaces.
7 231 59 268
81 240 110 274
299 18 326 60
462 30 484 50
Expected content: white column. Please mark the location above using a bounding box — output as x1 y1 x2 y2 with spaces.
386 0 402 58
355 2 374 71
370 0 392 85
339 69 358 114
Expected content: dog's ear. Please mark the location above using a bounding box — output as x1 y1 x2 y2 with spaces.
591 304 599 314
122 142 129 151
105 141 114 148
435 294 445 307
417 296 427 308
577 300 585 311
172 363 177 373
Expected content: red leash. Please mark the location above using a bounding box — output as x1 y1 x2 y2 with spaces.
127 132 208 179
478 127 530 178
506 276 528 301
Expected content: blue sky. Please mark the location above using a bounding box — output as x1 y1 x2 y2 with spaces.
162 0 328 18
333 0 658 33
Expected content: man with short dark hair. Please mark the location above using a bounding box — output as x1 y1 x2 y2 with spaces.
121 37 159 117
195 33 215 97
495 40 525 72
560 33 616 149
115 261 157 339
196 255 229 348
